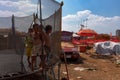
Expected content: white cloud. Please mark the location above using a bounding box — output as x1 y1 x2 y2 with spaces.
62 10 120 35
0 0 120 35
16 0 36 13
63 10 91 21
0 10 28 17
0 0 37 16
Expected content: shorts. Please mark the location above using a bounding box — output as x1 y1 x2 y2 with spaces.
26 47 32 57
44 45 51 55
32 44 42 56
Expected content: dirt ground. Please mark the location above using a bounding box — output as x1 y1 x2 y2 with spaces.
10 49 120 80
57 49 120 80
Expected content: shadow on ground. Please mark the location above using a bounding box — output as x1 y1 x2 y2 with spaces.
90 54 114 60
61 56 86 64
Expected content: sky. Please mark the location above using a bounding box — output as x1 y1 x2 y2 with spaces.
0 0 120 35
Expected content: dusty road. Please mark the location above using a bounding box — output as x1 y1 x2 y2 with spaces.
57 52 120 80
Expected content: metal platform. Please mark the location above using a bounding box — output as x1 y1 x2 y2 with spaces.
0 49 61 80
0 49 42 80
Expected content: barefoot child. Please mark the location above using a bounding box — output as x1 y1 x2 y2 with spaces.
25 28 33 66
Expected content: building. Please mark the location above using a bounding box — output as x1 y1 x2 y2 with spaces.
61 31 73 42
116 29 120 37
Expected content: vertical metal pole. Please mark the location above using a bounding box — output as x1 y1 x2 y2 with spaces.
33 13 36 24
86 19 87 29
12 15 25 72
37 0 39 17
12 15 17 53
12 15 15 40
39 0 45 80
39 0 42 25
58 63 61 80
54 11 56 31
59 2 70 80
63 52 69 80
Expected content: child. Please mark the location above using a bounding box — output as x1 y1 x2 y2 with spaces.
25 28 33 66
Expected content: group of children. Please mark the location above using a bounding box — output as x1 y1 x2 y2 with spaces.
25 23 52 71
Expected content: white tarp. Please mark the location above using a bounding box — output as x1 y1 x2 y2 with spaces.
94 41 120 55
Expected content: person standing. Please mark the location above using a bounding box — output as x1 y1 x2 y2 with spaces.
39 25 52 69
25 28 33 66
31 24 42 71
44 25 52 53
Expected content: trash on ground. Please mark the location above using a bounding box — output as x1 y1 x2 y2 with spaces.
62 71 67 75
77 76 82 79
74 67 87 71
86 67 97 71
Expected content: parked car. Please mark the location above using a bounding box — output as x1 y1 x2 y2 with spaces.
60 42 80 61
60 31 80 61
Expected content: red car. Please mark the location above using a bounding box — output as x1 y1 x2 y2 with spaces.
60 42 80 61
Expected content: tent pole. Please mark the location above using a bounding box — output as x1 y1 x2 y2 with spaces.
39 0 45 80
12 15 15 36
60 2 70 80
54 10 56 31
39 0 42 25
12 15 17 53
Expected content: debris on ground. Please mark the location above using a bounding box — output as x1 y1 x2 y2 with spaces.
74 67 87 71
62 72 67 75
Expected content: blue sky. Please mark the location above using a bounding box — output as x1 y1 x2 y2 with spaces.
57 0 120 17
56 0 120 35
0 0 120 35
